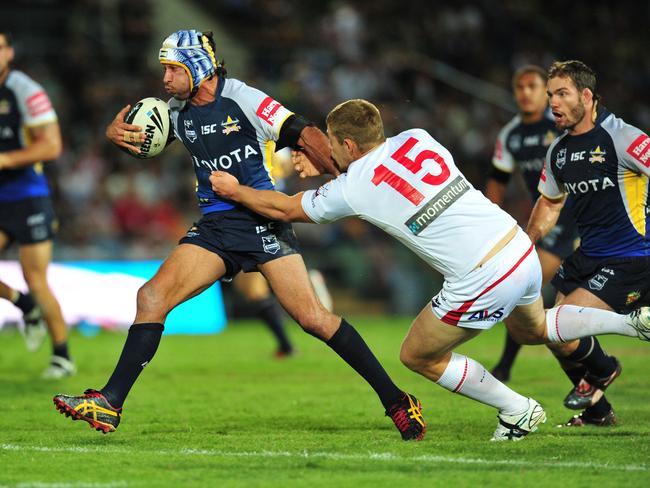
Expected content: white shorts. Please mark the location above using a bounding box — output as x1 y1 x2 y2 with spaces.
431 228 542 330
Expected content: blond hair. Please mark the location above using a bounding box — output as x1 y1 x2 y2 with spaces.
326 99 385 152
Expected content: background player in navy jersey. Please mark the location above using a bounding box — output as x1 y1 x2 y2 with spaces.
486 65 577 383
53 30 425 441
0 30 75 379
529 60 650 427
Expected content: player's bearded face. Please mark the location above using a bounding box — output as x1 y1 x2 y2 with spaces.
564 98 586 131
162 64 191 100
548 77 586 132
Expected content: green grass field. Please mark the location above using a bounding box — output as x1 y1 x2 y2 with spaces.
1 318 649 487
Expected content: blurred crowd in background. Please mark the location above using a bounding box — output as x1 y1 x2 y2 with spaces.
3 0 649 315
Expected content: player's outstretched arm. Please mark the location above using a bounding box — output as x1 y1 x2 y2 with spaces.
105 105 146 155
209 171 313 223
526 194 566 244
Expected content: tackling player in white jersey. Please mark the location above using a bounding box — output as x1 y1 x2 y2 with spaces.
210 99 650 440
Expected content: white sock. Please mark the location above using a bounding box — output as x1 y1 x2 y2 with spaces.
546 305 636 342
437 352 528 415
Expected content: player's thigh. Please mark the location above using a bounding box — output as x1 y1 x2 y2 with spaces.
141 243 227 310
504 295 547 345
233 271 270 301
536 247 562 284
401 303 480 364
556 287 613 310
18 240 53 286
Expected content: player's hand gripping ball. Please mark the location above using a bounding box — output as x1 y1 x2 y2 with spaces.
124 97 171 158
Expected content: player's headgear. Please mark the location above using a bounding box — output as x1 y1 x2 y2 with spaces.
159 29 219 98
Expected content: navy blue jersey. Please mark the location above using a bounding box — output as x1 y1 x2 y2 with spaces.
539 108 650 258
492 109 559 202
0 70 57 201
169 77 294 214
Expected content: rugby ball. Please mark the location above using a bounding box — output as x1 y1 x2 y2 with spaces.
124 97 171 158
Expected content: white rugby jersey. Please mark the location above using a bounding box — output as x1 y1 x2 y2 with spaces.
301 128 517 279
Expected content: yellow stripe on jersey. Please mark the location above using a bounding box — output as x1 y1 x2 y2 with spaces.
622 169 648 236
264 140 276 185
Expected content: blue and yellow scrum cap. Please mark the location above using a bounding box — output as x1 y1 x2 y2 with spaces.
159 29 219 97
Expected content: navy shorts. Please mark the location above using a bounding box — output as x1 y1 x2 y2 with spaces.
537 206 578 259
179 209 300 280
552 249 650 313
0 196 57 247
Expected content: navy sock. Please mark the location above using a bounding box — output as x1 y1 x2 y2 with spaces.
586 396 612 418
53 342 70 360
566 337 617 378
14 292 36 315
255 298 293 353
326 319 403 410
101 323 164 408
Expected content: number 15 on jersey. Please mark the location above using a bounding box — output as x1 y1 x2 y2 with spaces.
371 136 451 205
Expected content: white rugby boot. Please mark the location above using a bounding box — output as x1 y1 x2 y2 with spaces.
491 398 546 441
626 306 650 341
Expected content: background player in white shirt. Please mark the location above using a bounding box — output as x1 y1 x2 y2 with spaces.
210 99 650 440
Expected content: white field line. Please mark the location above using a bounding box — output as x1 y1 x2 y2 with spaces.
1 443 646 472
0 483 128 488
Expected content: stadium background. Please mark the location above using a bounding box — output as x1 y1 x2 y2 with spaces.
3 0 649 318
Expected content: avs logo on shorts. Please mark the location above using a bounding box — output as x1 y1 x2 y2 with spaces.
262 235 280 254
467 308 505 322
